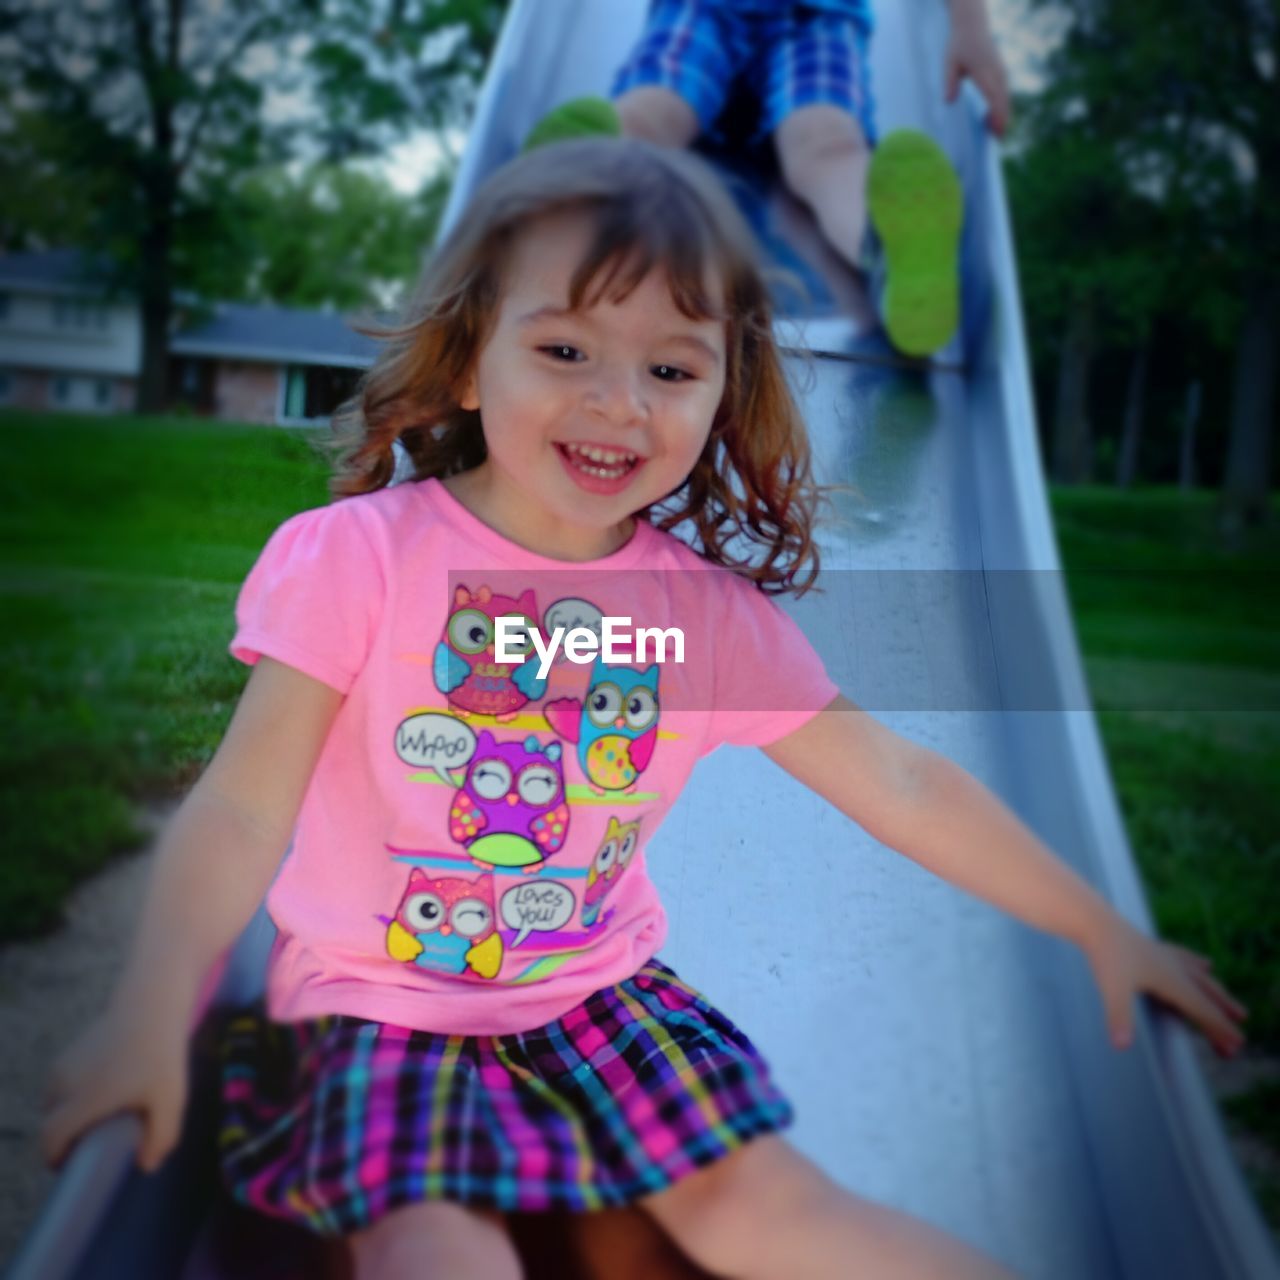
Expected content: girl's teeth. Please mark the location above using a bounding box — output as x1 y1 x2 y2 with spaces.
563 443 638 476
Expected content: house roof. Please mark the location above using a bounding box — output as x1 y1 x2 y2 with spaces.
171 301 384 368
0 249 118 295
1 249 388 368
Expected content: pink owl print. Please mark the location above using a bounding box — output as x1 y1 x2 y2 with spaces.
433 584 547 720
450 732 570 871
385 866 503 979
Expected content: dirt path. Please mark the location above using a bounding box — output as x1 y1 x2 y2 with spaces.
0 819 163 1264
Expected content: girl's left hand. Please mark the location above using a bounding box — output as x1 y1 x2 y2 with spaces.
1084 915 1248 1057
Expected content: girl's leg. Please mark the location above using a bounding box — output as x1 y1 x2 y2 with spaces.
641 1135 1015 1280
348 1201 522 1280
774 104 872 271
616 86 701 148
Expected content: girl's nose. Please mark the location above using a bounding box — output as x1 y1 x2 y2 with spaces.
585 367 646 425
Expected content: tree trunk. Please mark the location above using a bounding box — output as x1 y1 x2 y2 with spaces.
1052 293 1095 484
1179 381 1202 491
1219 277 1278 534
134 228 173 414
1115 340 1149 488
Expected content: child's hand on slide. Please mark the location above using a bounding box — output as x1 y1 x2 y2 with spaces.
943 26 1011 136
41 1005 189 1173
1084 915 1249 1058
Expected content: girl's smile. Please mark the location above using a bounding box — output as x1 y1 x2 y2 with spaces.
554 440 643 494
450 208 728 561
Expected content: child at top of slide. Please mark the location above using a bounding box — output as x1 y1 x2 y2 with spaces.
43 139 1243 1280
611 0 1012 355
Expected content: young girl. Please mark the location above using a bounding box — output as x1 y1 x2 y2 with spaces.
42 138 1245 1280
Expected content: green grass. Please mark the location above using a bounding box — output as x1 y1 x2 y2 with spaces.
1051 486 1280 1050
0 410 331 938
1052 485 1280 1234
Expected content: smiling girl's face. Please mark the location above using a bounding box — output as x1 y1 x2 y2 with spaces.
455 208 728 560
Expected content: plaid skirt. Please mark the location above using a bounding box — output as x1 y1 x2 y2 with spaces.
218 961 793 1234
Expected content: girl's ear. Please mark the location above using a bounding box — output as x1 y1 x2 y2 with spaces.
458 369 480 412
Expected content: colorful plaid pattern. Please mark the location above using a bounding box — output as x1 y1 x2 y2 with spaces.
612 0 877 144
219 962 793 1233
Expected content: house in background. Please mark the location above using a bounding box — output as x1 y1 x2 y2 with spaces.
0 250 380 425
170 302 379 425
0 249 139 413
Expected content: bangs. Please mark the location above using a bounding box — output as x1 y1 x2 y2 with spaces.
562 184 733 322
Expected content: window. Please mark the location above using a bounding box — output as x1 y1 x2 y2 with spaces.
95 379 112 408
281 363 361 423
283 365 307 419
52 376 71 404
0 371 12 402
51 298 106 328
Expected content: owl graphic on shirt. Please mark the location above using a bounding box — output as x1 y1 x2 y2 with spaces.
545 659 660 794
385 867 503 979
581 816 641 927
449 731 570 869
434 584 546 720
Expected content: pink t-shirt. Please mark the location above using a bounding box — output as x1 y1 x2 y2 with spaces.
231 478 838 1035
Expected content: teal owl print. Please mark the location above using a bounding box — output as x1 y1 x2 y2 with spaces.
544 658 659 794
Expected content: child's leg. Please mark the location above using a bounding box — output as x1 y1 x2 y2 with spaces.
348 1201 521 1280
774 104 872 269
611 0 741 149
754 10 877 272
641 1135 1015 1280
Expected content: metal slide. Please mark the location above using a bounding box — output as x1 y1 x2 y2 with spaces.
10 1 1277 1276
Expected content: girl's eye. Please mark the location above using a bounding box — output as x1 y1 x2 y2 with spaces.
651 363 691 382
540 344 583 362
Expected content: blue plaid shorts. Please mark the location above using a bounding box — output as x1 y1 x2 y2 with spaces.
612 0 877 145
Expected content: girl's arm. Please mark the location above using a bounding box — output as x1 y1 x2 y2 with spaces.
762 695 1247 1055
41 656 343 1170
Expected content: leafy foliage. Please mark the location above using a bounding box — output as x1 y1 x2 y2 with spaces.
0 0 507 400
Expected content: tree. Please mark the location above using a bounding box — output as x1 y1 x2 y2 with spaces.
227 164 450 310
1020 0 1277 519
1006 116 1170 484
0 0 506 412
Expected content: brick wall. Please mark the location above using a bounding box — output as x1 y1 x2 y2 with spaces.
0 368 133 413
214 361 280 424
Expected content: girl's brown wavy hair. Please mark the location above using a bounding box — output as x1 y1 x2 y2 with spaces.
332 136 823 595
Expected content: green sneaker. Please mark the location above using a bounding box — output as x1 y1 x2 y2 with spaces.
866 129 963 358
522 96 622 153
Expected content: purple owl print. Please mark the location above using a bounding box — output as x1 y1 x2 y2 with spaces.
449 732 570 871
433 584 547 721
385 866 504 979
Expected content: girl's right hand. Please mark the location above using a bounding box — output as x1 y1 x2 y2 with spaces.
41 1004 189 1173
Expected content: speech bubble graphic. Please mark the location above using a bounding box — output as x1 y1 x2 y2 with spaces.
500 880 576 947
395 713 477 784
543 598 605 663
